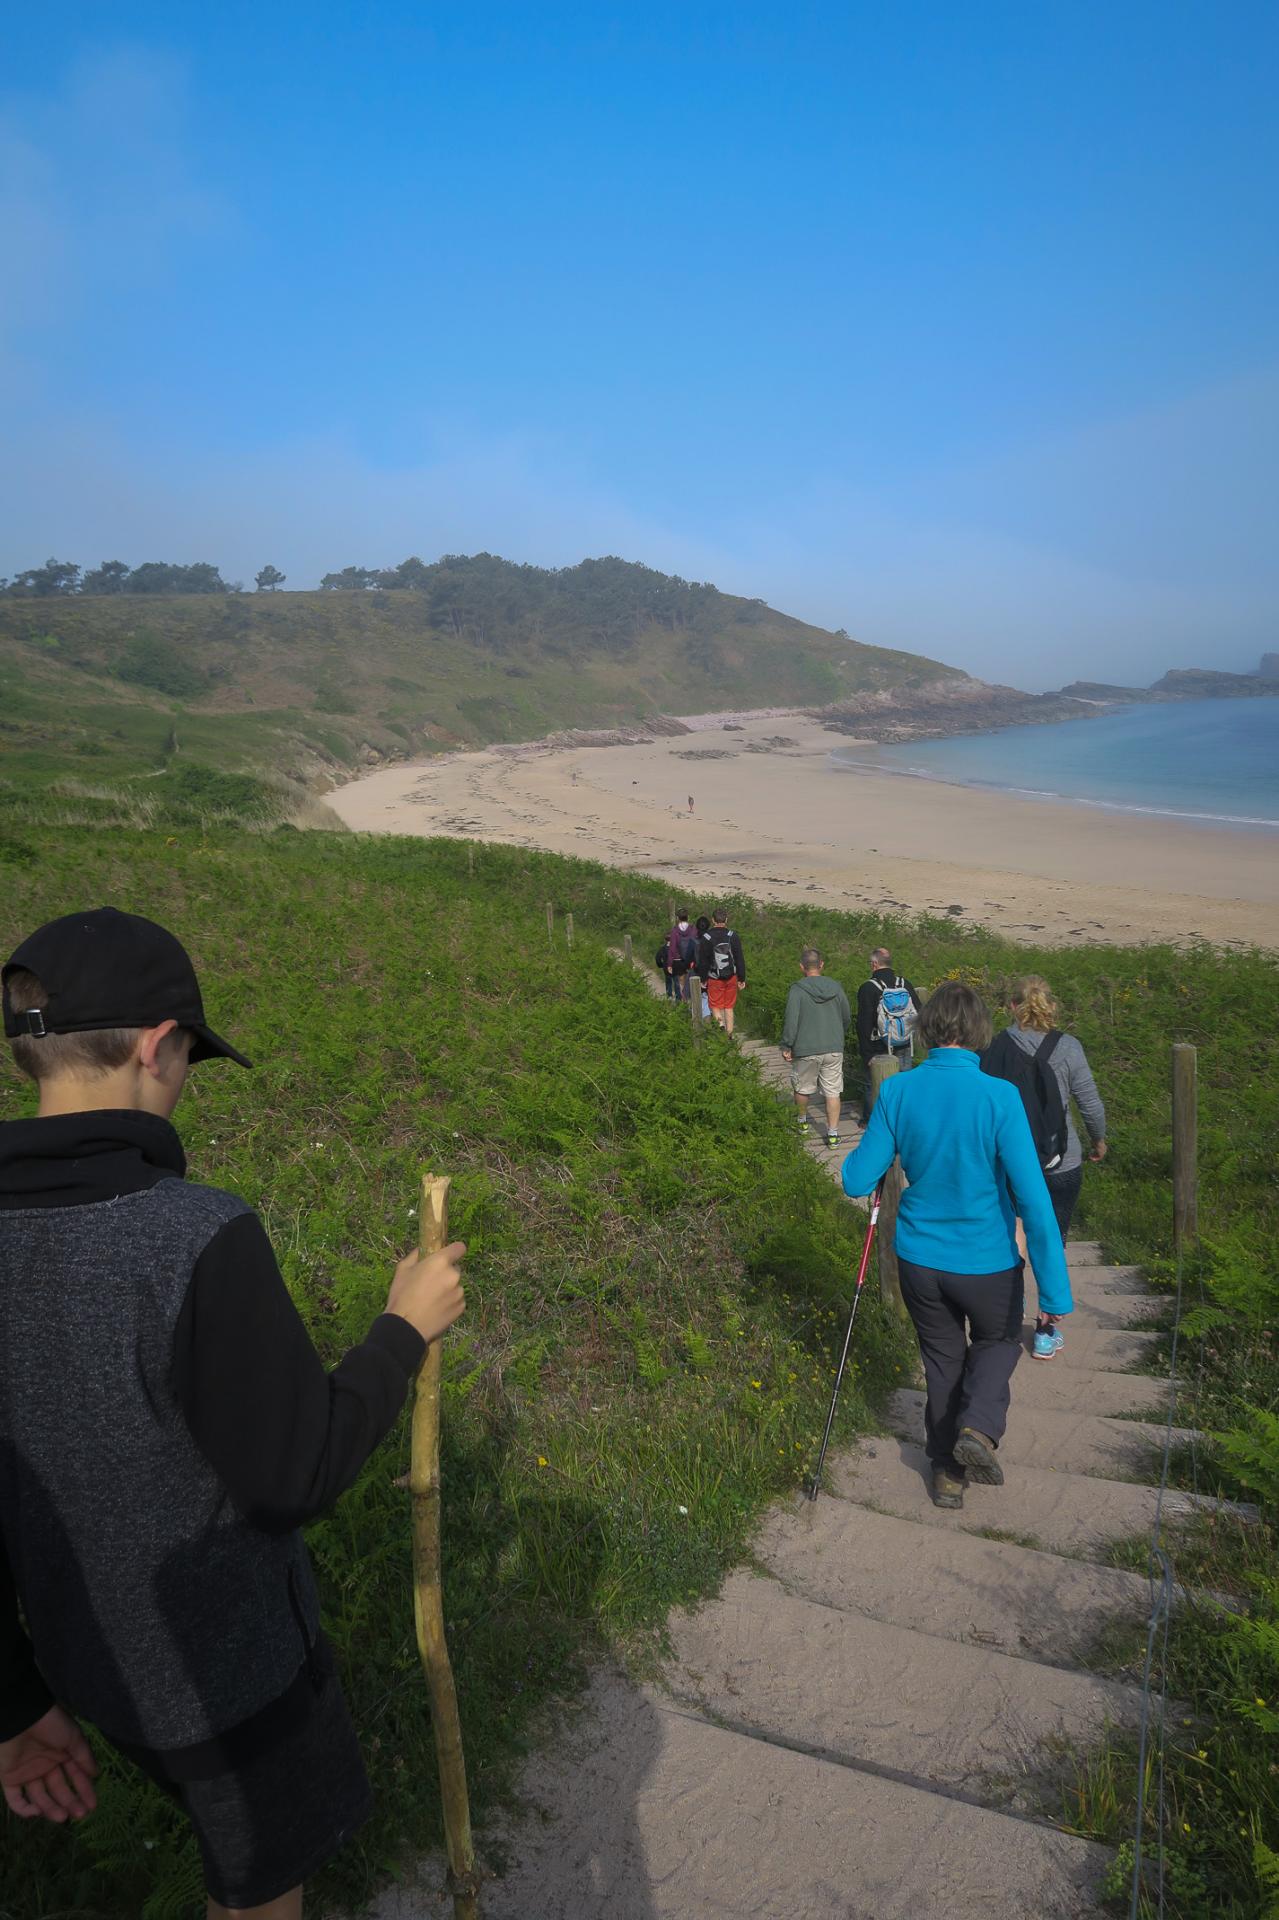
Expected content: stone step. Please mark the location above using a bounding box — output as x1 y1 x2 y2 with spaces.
1043 1293 1163 1331
384 1668 1111 1920
757 1501 1153 1666
885 1390 1192 1483
1008 1360 1170 1417
829 1438 1220 1557
1019 1322 1160 1372
1064 1263 1148 1289
665 1571 1143 1802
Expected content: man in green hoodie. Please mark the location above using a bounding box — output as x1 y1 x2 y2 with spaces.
780 949 853 1149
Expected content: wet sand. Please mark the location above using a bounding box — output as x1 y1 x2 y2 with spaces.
328 712 1279 949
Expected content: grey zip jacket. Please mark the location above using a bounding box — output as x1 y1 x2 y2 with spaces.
781 976 853 1058
1005 1024 1106 1173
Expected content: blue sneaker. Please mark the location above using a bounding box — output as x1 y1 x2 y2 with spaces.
1051 1326 1065 1354
1032 1329 1056 1360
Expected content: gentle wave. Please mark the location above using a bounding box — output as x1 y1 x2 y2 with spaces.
829 750 1279 830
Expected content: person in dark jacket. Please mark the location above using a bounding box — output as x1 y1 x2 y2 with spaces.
0 909 466 1919
855 946 922 1119
780 949 853 1149
662 910 698 1003
695 909 746 1034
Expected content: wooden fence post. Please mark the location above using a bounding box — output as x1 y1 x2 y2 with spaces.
623 934 633 966
565 912 574 951
411 1175 481 1919
467 844 474 878
1172 1042 1198 1251
689 974 704 1034
868 1054 906 1318
545 901 553 943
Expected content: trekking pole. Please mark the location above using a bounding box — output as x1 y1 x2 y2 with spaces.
411 1173 482 1919
806 1179 885 1502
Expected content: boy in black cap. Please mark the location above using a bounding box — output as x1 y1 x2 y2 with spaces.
0 908 466 1919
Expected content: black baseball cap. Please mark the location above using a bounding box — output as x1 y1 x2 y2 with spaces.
2 907 252 1068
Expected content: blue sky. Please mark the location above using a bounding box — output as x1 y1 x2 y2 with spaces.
2 2 1275 687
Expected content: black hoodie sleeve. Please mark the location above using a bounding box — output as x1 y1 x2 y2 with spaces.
731 932 746 982
171 1213 426 1534
0 1534 54 1742
856 979 878 1060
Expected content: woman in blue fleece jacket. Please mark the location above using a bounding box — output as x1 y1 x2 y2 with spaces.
841 980 1072 1508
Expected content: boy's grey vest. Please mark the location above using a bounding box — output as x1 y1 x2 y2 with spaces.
0 1179 320 1750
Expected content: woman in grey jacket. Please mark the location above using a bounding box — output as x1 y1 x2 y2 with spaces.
1000 976 1107 1361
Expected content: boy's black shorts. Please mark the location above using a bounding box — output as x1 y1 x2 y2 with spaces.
109 1642 372 1908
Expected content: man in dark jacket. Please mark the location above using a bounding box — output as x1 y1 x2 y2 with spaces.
0 909 466 1919
780 949 853 1149
695 909 746 1034
855 946 922 1120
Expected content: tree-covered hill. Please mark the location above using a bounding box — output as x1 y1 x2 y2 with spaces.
0 553 966 802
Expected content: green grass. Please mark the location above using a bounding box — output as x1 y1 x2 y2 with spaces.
0 824 1275 1916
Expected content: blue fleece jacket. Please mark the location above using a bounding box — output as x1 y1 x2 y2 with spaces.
840 1048 1073 1315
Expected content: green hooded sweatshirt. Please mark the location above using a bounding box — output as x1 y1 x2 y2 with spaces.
781 975 853 1057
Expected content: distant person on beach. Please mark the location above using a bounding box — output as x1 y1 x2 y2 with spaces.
0 909 466 1917
841 981 1072 1510
688 794 694 814
662 910 698 1002
856 947 922 1118
981 975 1107 1362
780 949 852 1150
696 909 746 1034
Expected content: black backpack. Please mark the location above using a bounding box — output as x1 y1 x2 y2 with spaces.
708 929 737 980
982 1029 1068 1171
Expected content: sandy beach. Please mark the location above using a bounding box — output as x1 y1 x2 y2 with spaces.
328 712 1279 949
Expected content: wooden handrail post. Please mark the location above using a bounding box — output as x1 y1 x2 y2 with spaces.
411 1174 481 1918
545 900 553 943
623 933 633 965
868 1054 906 1318
565 911 574 950
1172 1042 1198 1251
689 972 704 1034
467 844 474 878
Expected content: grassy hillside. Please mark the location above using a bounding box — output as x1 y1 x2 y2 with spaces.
0 554 965 809
0 816 1275 1914
0 831 913 1920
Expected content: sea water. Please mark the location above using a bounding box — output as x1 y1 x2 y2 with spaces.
833 697 1279 830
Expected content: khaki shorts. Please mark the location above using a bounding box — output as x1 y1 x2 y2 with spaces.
790 1050 844 1099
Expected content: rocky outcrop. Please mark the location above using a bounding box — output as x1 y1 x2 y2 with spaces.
811 678 1094 744
1148 668 1279 698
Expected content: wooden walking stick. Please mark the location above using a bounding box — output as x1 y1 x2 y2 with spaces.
411 1173 481 1918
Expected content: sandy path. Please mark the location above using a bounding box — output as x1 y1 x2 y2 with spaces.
329 713 1279 949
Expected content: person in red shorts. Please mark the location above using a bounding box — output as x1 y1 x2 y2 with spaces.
696 909 746 1033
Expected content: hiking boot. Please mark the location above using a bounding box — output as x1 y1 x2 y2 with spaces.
932 1466 965 1509
797 1119 811 1137
954 1428 1004 1486
825 1132 841 1149
1032 1328 1057 1361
